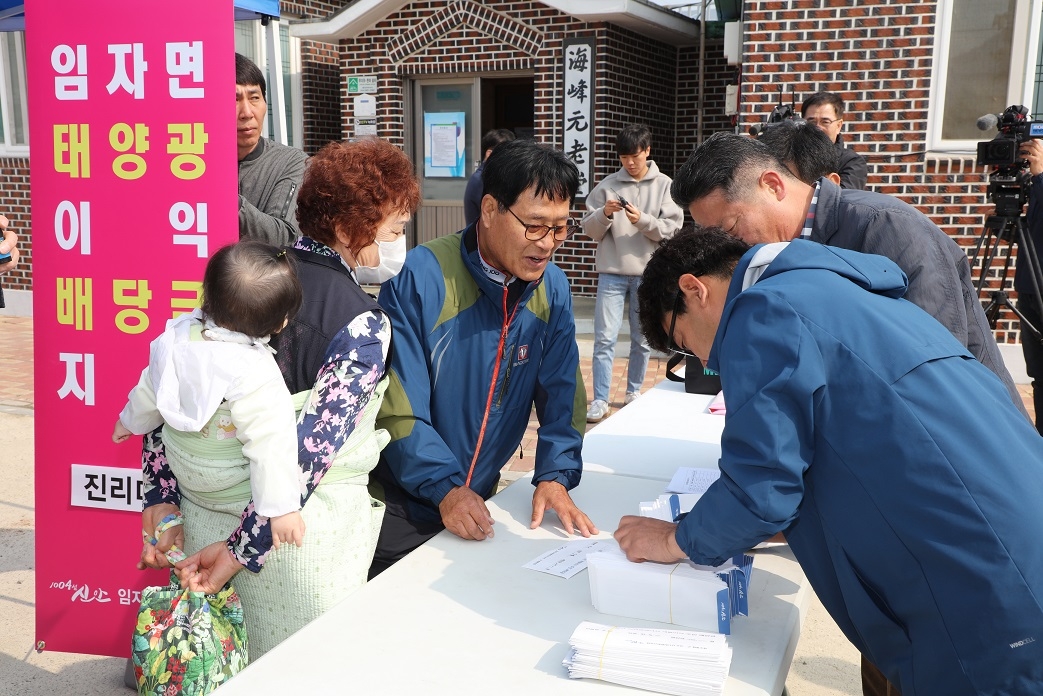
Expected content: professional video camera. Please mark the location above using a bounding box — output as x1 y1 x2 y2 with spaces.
748 87 798 138
976 104 1043 167
970 104 1043 337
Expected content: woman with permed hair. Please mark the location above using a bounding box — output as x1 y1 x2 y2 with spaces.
136 138 421 661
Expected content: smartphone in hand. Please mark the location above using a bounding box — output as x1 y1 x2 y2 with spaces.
609 188 630 209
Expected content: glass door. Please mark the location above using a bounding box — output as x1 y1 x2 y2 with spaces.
412 78 478 244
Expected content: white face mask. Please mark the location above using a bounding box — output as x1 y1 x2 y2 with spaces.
354 235 407 285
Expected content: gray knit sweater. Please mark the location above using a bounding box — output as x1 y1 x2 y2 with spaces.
238 138 308 246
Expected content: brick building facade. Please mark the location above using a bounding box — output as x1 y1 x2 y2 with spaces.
2 0 1034 362
295 0 709 295
737 0 1029 344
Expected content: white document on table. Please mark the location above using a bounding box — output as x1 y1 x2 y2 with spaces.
523 539 614 579
666 467 721 495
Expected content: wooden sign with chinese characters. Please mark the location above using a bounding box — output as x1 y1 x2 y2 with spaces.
26 0 237 656
562 37 594 200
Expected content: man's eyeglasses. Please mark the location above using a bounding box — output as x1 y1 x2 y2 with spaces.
805 117 838 127
666 289 698 357
506 207 580 242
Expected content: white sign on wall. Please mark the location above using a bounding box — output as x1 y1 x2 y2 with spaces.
562 38 594 199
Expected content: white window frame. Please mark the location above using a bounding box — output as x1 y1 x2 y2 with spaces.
927 0 1041 154
234 18 304 149
0 30 30 157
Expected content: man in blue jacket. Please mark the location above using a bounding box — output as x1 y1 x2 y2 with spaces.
370 139 597 577
617 228 1043 696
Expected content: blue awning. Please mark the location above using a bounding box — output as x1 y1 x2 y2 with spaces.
0 1 280 31
234 0 281 21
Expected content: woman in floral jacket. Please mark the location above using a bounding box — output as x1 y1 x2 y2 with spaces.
138 138 420 660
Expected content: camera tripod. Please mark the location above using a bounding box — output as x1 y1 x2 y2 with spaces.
969 210 1043 343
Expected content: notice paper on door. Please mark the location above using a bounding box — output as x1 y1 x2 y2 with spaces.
524 539 615 579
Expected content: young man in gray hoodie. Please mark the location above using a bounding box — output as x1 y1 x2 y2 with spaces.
581 124 683 422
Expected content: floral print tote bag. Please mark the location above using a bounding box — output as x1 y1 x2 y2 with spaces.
131 572 248 695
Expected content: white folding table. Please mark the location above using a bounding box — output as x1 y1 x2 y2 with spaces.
217 468 809 695
582 379 725 481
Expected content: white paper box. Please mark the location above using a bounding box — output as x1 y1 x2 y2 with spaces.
587 547 733 634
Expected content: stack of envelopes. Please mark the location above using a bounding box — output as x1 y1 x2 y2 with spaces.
563 620 732 696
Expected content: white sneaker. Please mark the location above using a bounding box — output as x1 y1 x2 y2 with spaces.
624 391 640 405
586 399 610 423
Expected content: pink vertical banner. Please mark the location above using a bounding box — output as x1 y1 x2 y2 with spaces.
27 0 237 656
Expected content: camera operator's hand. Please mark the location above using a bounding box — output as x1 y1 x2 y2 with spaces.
1020 140 1043 177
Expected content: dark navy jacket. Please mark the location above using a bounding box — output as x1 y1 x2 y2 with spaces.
679 241 1043 695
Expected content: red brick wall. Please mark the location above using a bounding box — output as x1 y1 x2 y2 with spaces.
740 0 1016 340
334 0 722 295
284 1 342 154
0 158 31 293
677 40 735 163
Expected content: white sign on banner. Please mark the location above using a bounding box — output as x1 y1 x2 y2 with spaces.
70 464 145 511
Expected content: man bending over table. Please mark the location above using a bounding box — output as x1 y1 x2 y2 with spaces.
616 227 1043 696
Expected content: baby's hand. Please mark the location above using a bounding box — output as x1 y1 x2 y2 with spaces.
270 511 305 549
112 420 134 443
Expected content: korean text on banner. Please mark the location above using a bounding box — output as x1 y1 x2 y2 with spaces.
26 0 238 657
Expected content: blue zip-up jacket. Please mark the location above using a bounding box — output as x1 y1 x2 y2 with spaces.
678 240 1043 695
374 225 586 525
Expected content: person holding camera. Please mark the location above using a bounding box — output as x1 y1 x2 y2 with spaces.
1018 139 1043 434
801 92 868 190
581 124 683 422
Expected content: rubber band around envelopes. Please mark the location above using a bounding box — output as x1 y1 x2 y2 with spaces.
597 626 616 680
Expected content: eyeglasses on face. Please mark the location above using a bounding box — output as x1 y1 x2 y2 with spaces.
804 117 838 127
505 207 579 242
666 289 698 358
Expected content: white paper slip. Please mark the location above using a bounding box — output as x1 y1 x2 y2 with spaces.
666 467 721 495
523 539 614 579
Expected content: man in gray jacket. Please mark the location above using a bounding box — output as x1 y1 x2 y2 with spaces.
236 53 307 245
672 132 1025 415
